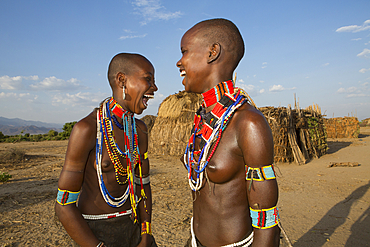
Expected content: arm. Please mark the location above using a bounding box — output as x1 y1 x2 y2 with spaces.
136 120 153 247
238 108 280 247
55 113 102 247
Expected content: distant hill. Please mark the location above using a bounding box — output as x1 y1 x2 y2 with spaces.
0 116 63 135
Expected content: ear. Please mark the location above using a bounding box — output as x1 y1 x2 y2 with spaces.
207 42 221 64
116 72 126 88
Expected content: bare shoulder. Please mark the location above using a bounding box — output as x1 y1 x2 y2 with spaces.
135 118 148 135
234 102 270 130
233 102 274 166
68 110 97 149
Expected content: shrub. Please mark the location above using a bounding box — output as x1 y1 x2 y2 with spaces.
0 172 12 182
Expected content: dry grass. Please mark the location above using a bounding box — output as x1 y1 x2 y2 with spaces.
0 148 26 164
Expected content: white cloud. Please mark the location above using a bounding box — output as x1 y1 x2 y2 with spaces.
268 84 296 92
261 62 267 69
337 87 359 93
347 93 367 98
236 82 259 96
30 76 85 91
336 19 370 33
24 75 39 81
239 84 255 92
322 63 330 67
357 48 370 58
359 68 370 73
0 75 23 90
0 92 37 101
337 86 364 95
120 33 147 40
269 85 284 92
131 0 182 25
259 89 265 93
52 92 104 107
0 92 17 98
148 92 164 104
351 38 362 41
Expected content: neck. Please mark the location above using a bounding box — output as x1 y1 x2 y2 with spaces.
109 97 132 118
201 80 234 108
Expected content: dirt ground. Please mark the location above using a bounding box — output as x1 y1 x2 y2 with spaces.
1 127 369 247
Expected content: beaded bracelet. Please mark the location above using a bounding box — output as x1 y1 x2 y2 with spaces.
141 222 152 235
250 206 280 229
97 242 105 247
56 188 80 205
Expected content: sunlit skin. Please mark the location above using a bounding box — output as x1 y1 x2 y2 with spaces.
177 21 280 246
55 54 157 247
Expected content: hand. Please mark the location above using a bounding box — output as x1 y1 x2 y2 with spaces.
136 234 152 247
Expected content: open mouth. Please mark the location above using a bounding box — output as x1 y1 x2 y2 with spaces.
143 94 154 107
180 70 186 77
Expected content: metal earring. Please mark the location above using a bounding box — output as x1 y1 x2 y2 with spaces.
122 86 126 100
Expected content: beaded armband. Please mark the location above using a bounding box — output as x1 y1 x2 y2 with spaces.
56 188 80 205
141 222 152 235
134 174 150 185
245 164 276 181
250 206 280 229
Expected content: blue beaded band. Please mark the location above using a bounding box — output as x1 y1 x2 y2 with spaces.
246 164 276 181
250 206 280 229
56 188 80 205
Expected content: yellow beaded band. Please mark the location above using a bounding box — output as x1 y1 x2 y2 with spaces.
141 222 152 235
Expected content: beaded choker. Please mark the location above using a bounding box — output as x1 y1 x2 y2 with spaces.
201 80 234 108
96 97 147 223
184 86 248 191
109 97 131 119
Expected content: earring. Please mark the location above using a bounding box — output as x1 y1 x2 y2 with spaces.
122 86 126 100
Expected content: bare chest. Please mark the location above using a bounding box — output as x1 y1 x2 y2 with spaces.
191 124 244 184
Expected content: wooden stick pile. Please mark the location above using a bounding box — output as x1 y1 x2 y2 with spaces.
323 117 360 138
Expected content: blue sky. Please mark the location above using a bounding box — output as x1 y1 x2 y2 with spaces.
0 0 369 124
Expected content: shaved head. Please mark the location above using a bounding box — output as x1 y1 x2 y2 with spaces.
107 53 151 89
190 18 244 70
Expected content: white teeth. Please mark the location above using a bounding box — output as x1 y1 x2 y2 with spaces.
180 71 186 77
144 94 154 99
143 94 153 107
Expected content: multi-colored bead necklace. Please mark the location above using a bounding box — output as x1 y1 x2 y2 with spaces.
96 97 146 222
184 81 248 191
201 80 234 107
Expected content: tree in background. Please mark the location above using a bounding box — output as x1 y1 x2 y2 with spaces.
58 121 77 140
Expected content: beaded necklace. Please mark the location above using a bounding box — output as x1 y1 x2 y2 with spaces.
96 97 146 222
202 80 234 107
184 81 248 191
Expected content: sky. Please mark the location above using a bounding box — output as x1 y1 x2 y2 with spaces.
0 0 369 125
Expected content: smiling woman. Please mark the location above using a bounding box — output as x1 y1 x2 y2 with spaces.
55 52 158 247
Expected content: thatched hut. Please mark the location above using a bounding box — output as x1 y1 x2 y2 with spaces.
323 117 360 138
148 91 202 156
360 118 370 127
140 115 157 133
148 91 327 164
